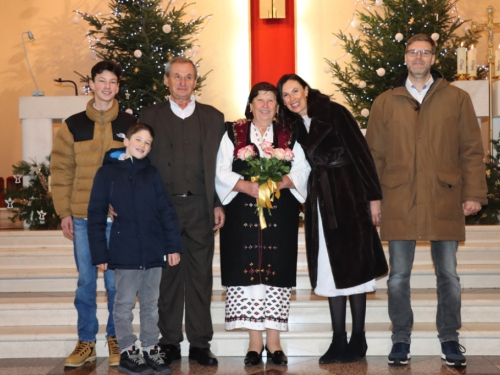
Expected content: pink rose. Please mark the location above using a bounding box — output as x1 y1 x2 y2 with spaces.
284 148 294 162
236 145 256 160
273 148 286 160
262 146 274 159
260 141 273 150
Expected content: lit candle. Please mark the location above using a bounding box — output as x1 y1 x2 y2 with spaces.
467 45 477 77
496 45 500 75
457 42 467 74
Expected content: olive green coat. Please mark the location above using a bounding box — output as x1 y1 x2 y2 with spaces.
366 71 487 241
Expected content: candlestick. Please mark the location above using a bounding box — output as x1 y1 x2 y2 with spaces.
467 45 477 77
457 44 467 74
496 45 500 76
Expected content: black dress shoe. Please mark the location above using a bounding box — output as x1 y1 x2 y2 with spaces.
244 347 264 366
189 347 218 366
159 344 181 365
265 345 288 365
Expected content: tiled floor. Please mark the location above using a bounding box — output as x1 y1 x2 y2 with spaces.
1 356 499 375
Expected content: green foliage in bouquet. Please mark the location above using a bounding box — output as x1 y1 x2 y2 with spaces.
238 144 292 184
241 158 291 185
7 157 60 230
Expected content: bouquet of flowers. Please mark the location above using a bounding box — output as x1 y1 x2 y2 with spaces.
236 142 294 229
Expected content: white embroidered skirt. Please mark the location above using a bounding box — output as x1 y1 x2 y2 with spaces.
225 284 292 331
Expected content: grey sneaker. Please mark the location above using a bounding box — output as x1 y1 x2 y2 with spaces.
441 341 466 367
388 342 411 366
143 346 172 375
118 346 153 375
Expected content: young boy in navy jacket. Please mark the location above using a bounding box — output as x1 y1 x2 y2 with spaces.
88 122 182 375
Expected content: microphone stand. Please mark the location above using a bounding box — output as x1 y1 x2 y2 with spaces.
22 31 44 96
54 78 78 96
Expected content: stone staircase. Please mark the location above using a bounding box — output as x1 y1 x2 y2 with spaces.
0 227 499 359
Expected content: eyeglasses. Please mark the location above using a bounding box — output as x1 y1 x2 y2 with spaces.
406 49 433 57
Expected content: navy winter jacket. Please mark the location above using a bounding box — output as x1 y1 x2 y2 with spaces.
88 148 182 270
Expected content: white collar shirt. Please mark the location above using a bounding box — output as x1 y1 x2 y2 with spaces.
405 76 434 104
169 95 196 119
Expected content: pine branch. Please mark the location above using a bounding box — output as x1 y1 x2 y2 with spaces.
75 0 210 115
326 0 484 128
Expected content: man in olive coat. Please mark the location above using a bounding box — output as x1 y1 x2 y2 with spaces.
366 34 487 368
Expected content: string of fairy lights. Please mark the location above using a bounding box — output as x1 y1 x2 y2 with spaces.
326 0 468 67
323 0 481 120
73 0 211 99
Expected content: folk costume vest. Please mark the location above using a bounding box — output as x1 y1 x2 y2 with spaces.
219 121 301 287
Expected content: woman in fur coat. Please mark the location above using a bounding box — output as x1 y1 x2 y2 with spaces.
277 74 388 363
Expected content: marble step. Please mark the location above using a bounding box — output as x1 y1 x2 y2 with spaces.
2 261 500 292
2 226 500 247
1 290 499 327
2 242 500 272
0 224 497 241
0 322 499 359
2 235 500 273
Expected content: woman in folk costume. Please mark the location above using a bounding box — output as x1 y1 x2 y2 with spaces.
277 74 388 363
215 82 310 366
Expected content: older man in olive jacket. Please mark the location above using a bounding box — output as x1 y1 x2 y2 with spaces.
366 34 487 368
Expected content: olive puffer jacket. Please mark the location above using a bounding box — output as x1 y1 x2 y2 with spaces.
50 99 136 219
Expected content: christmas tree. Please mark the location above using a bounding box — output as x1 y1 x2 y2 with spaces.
76 0 209 115
7 158 60 230
466 138 500 225
326 0 483 128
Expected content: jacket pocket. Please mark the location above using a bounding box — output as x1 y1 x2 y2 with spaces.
380 169 411 219
434 170 462 219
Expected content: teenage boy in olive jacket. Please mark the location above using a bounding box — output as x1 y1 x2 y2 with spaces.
50 61 136 368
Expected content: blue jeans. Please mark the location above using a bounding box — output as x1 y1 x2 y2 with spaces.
388 240 461 344
113 268 162 350
73 218 116 342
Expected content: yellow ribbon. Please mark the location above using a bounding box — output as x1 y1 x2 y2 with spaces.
250 177 281 229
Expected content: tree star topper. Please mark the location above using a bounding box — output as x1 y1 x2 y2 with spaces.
30 165 40 175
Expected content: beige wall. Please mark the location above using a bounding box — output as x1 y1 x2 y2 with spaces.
0 0 498 179
297 0 499 99
0 0 250 179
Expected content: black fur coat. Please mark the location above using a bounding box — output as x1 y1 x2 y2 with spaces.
297 94 388 289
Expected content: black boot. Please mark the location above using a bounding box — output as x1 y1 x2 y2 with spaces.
319 332 353 364
347 331 368 360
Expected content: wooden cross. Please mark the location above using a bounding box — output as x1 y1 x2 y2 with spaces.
472 6 500 63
